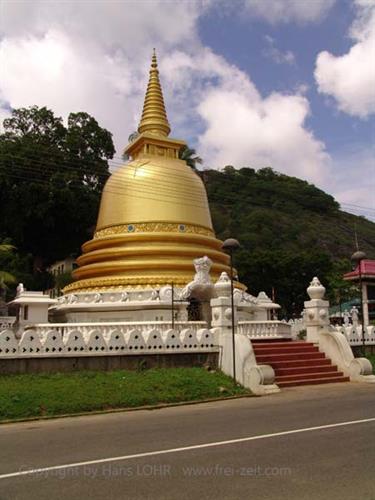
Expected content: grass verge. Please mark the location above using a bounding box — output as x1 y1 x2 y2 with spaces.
0 368 249 421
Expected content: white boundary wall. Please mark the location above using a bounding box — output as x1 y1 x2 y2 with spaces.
0 322 216 358
334 325 375 346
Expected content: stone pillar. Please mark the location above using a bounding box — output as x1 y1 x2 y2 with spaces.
210 272 238 378
304 277 330 343
362 281 370 328
210 272 280 394
210 272 237 332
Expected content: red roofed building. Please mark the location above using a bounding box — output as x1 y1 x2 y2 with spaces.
344 259 375 326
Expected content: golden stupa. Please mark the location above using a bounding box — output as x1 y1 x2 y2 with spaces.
64 51 231 294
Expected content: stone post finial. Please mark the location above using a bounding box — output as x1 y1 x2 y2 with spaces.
214 272 231 298
304 277 329 343
307 277 326 300
211 272 237 329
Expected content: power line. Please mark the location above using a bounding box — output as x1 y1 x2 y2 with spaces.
3 159 375 217
340 203 375 213
2 149 375 218
0 152 208 201
3 135 375 211
0 171 213 210
0 137 205 178
0 168 206 205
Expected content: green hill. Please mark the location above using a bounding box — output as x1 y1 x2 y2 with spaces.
204 166 375 316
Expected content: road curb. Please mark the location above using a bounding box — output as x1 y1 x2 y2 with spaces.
0 393 254 425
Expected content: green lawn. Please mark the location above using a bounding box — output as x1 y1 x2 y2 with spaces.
0 368 249 421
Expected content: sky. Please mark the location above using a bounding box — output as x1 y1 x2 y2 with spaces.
0 0 374 220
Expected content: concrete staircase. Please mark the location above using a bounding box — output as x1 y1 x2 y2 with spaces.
252 340 350 387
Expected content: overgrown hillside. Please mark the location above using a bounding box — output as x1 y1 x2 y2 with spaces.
204 167 375 316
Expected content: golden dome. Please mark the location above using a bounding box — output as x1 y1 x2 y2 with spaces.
65 51 233 293
96 155 213 231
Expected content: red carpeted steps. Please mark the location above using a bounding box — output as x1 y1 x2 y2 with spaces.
252 340 350 387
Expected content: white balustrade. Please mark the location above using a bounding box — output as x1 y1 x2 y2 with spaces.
335 325 375 345
0 316 16 331
197 329 215 349
237 320 292 339
42 329 65 355
125 329 147 353
19 330 43 355
86 330 107 353
30 321 205 338
0 321 217 359
162 329 182 350
0 330 18 356
144 329 164 351
106 329 126 353
181 328 199 349
64 329 87 354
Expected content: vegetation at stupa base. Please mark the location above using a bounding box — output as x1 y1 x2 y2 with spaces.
1 105 374 316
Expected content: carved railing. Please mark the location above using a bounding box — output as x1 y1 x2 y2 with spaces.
30 321 206 338
0 322 216 358
238 321 292 339
335 325 375 345
0 316 16 331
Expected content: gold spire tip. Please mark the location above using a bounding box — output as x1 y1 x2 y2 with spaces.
151 49 157 68
137 50 171 138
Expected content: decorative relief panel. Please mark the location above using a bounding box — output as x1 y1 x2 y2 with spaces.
63 275 193 293
94 222 214 239
0 330 18 356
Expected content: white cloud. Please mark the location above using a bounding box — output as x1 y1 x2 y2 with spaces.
0 0 202 50
157 48 328 184
0 29 140 145
325 145 375 220
294 83 310 95
0 0 205 146
0 0 329 188
243 0 336 24
197 85 329 183
315 0 375 118
263 35 296 65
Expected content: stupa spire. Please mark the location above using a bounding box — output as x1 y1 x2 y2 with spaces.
138 49 171 137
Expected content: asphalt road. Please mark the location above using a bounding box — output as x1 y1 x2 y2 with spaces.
0 382 374 500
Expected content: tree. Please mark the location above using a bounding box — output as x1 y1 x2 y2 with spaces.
128 131 139 143
0 106 115 270
179 145 202 171
235 247 332 317
122 131 140 161
203 166 375 317
0 243 17 303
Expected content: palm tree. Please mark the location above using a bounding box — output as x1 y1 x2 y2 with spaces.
128 131 139 143
122 131 140 161
179 146 203 171
0 244 17 302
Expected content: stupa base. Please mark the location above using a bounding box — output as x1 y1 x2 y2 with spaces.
50 286 189 324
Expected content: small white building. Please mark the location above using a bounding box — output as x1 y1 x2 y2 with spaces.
9 290 56 328
48 257 77 276
47 257 77 298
